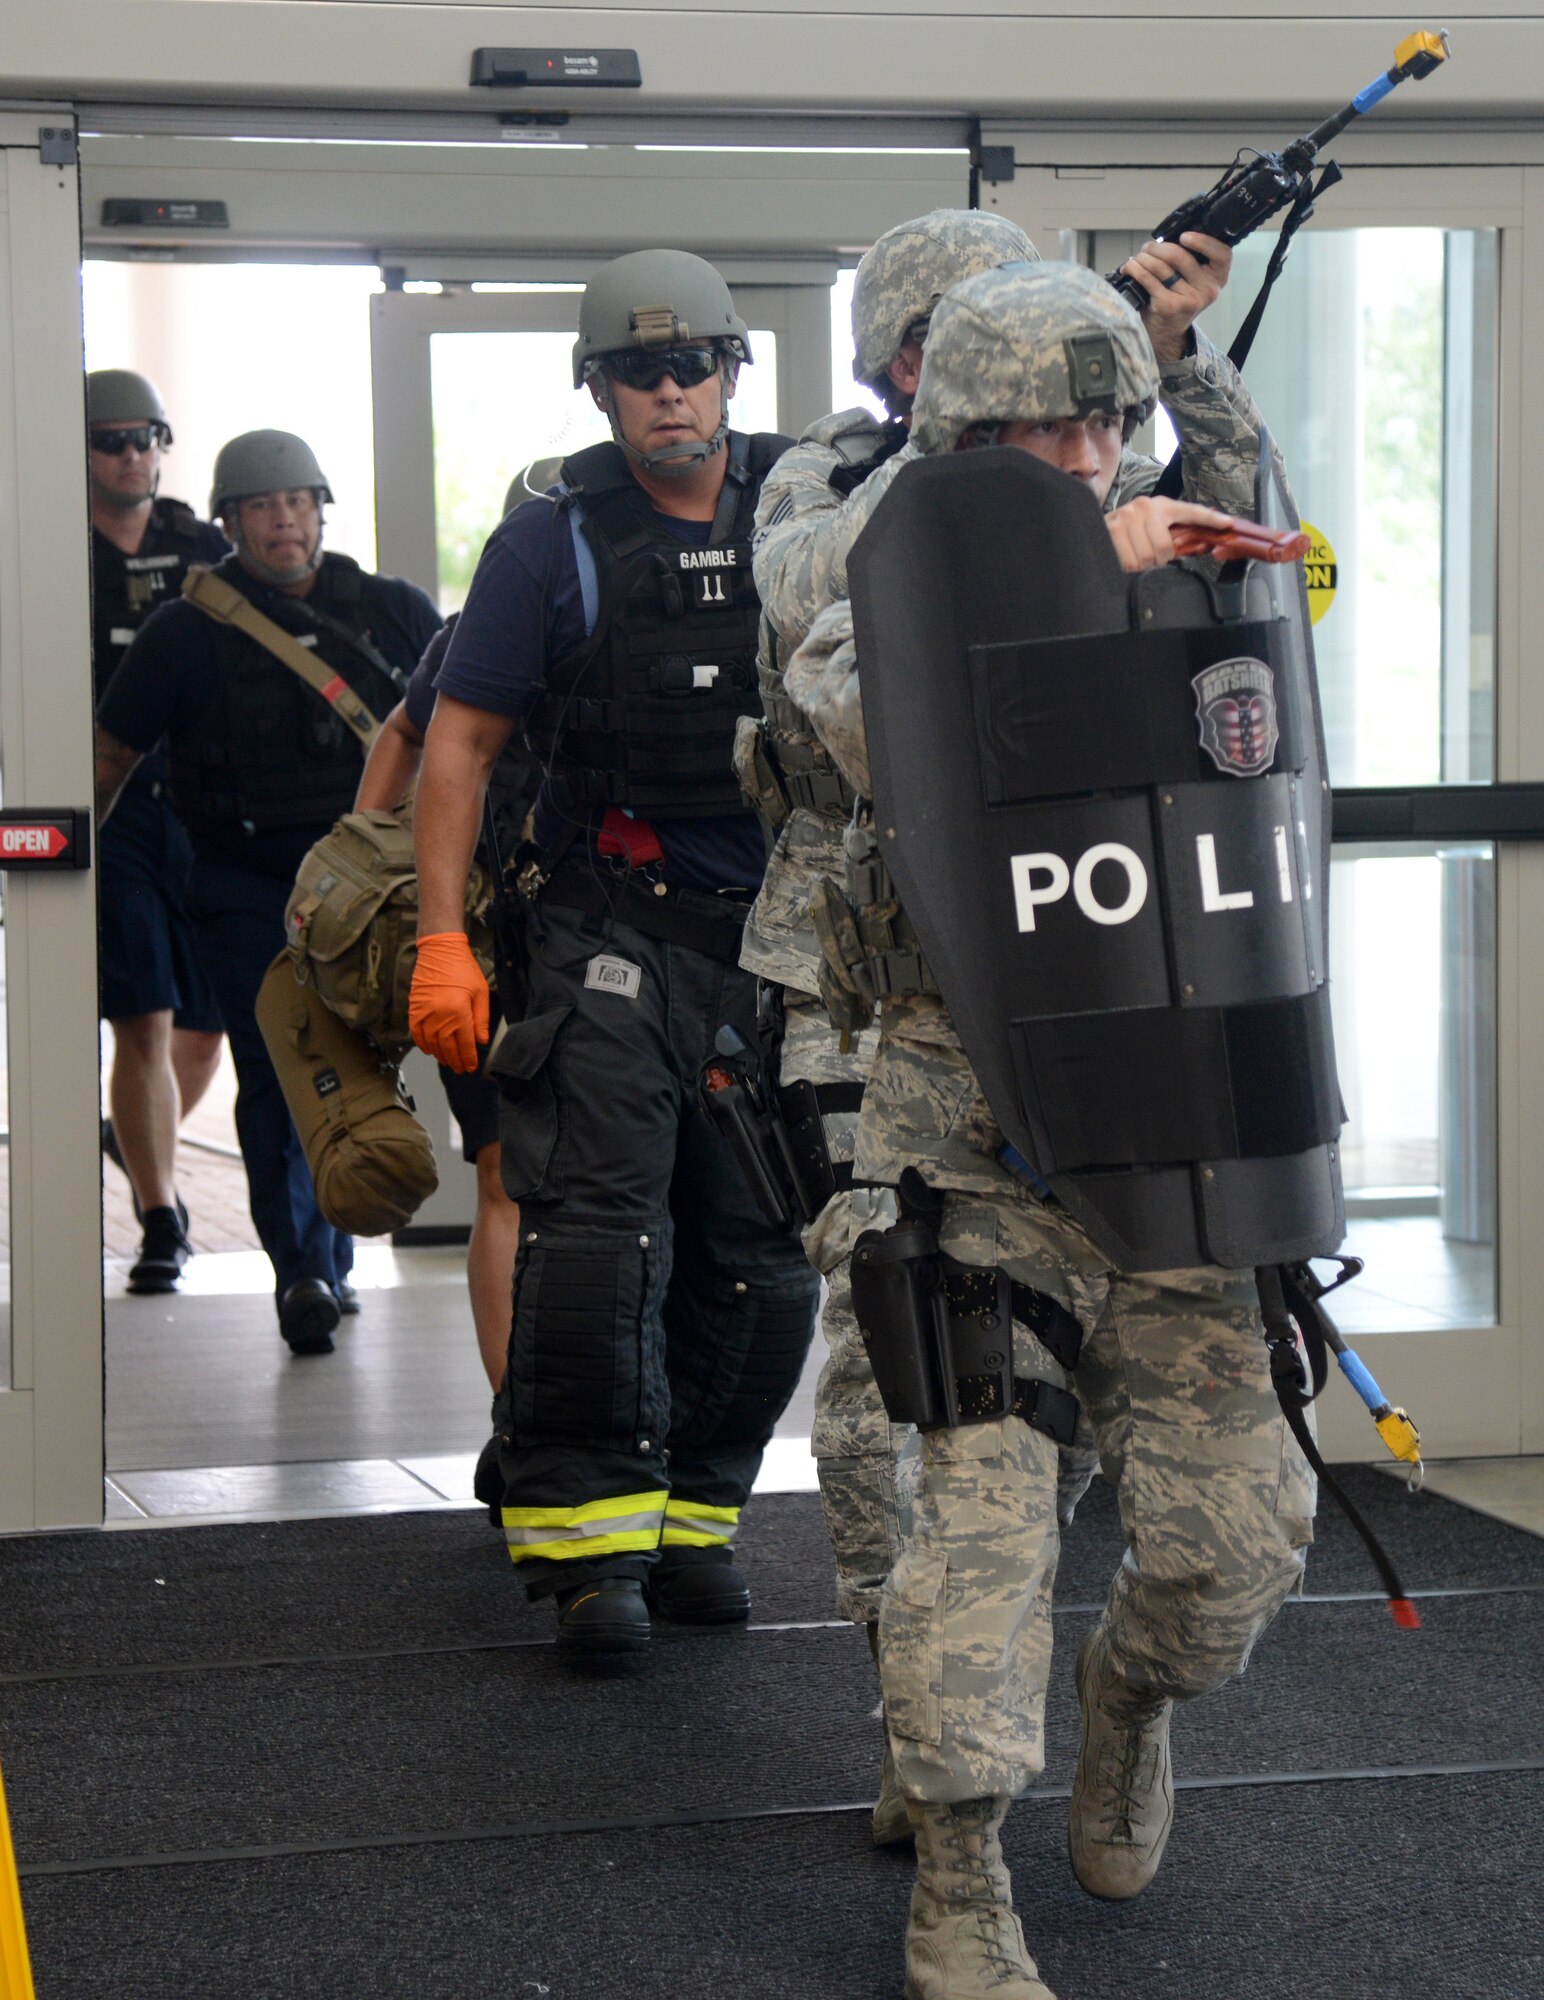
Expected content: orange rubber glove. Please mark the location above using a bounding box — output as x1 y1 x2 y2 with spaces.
409 932 490 1073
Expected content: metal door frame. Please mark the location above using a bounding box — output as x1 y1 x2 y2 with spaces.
0 115 104 1531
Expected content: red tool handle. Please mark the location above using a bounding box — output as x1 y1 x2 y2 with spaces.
1170 518 1311 564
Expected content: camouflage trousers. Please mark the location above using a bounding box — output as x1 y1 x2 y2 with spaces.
780 996 918 1623
882 1176 1316 1804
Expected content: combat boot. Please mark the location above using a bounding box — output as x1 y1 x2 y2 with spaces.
1067 1625 1174 1900
904 1797 1057 1999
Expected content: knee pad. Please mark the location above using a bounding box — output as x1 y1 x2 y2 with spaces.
666 1258 819 1446
509 1222 670 1452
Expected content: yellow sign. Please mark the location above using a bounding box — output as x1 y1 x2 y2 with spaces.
1299 520 1337 626
0 1759 36 2000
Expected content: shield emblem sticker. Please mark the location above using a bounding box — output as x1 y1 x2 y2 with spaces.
1192 657 1280 778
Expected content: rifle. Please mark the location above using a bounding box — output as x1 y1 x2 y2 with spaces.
1112 27 1451 502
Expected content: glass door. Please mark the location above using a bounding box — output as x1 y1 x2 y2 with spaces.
370 280 833 606
0 120 105 1531
984 164 1540 1458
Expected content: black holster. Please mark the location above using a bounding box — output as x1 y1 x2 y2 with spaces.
850 1168 1081 1443
696 991 847 1231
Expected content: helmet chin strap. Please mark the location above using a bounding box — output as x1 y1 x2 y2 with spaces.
604 359 732 477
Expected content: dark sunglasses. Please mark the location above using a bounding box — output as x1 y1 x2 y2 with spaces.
605 344 722 392
90 423 168 456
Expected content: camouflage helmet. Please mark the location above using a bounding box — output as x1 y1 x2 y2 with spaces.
851 209 1040 387
910 261 1159 458
210 429 334 517
571 248 752 389
87 368 172 440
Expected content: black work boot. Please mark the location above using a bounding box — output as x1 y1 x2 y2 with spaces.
127 1205 193 1295
644 1548 751 1626
278 1277 341 1356
554 1576 652 1670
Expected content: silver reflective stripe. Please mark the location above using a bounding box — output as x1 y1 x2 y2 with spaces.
663 1508 740 1543
503 1507 664 1549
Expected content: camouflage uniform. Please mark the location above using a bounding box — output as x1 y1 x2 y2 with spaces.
784 266 1316 1807
742 209 1045 1624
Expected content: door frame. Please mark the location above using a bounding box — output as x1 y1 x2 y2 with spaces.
0 114 105 1531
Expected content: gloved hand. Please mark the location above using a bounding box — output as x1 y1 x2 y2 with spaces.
409 932 489 1073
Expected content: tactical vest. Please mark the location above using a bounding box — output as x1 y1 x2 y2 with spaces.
746 420 909 835
525 433 790 820
169 554 406 832
92 498 226 701
809 807 939 1037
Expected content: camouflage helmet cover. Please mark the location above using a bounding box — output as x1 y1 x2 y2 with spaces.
571 248 752 389
87 367 171 439
210 429 334 517
850 208 1040 387
910 261 1159 458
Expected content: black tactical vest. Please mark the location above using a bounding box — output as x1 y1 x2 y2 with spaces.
526 432 791 820
92 499 227 701
169 554 406 833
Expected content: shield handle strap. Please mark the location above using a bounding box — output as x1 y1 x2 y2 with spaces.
1255 1263 1420 1629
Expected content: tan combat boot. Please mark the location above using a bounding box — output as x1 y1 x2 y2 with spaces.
904 1797 1058 1999
1067 1625 1175 1900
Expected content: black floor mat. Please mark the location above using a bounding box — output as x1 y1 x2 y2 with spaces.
5 1589 1538 1868
18 1771 1544 2000
2 1470 1534 1680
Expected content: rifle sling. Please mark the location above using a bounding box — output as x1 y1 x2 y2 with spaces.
181 567 382 752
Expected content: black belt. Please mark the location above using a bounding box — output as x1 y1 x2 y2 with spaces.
539 865 753 965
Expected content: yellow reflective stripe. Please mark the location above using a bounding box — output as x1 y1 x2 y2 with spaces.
661 1499 742 1547
663 1499 741 1525
506 1528 662 1565
504 1490 668 1532
501 1489 667 1565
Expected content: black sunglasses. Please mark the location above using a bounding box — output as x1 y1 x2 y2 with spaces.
605 344 722 392
90 424 168 456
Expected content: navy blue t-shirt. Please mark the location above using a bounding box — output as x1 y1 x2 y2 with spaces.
436 492 766 895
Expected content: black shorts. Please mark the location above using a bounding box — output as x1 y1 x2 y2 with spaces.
437 995 502 1162
97 783 222 1032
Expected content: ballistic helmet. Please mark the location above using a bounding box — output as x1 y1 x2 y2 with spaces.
910 262 1159 458
571 248 752 389
87 368 172 440
851 209 1039 388
210 429 334 518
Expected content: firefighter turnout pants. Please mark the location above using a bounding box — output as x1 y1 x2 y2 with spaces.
489 890 822 1598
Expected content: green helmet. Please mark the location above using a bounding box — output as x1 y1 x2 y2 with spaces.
502 456 565 516
910 261 1159 459
571 248 752 389
850 209 1040 389
210 429 334 517
87 368 171 440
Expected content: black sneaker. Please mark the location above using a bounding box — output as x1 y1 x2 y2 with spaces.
278 1278 341 1356
126 1206 193 1295
103 1121 189 1236
333 1280 361 1316
554 1577 651 1671
644 1550 752 1626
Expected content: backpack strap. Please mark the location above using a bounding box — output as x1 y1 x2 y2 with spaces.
181 566 382 750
